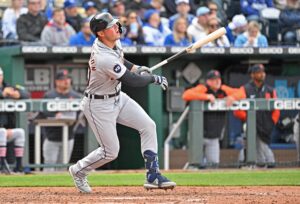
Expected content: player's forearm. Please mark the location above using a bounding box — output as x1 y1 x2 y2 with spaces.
124 59 134 71
119 70 154 87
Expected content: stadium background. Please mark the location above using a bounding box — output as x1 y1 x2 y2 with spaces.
0 45 299 169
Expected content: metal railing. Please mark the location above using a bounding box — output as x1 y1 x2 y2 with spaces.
164 98 300 170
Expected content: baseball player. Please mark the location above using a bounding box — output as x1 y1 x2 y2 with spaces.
69 12 176 193
0 67 29 174
182 70 239 168
233 64 280 168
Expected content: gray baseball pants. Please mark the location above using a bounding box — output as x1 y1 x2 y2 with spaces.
202 138 220 165
43 138 74 172
256 136 275 164
72 92 157 178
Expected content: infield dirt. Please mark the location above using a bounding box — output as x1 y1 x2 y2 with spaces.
0 186 300 203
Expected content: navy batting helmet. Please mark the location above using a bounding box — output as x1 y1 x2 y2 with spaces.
90 12 123 36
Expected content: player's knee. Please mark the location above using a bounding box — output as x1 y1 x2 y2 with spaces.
105 144 120 160
109 152 119 161
13 128 25 147
145 119 156 132
0 128 7 145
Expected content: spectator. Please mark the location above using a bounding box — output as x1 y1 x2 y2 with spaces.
293 113 300 162
182 70 239 168
163 0 197 17
16 0 48 43
123 10 145 45
278 0 300 45
126 0 150 13
164 16 194 46
234 21 268 47
81 0 105 12
40 69 81 172
0 67 29 174
274 0 287 9
144 0 170 29
142 9 171 46
187 6 210 41
83 1 98 18
116 13 134 46
69 18 95 46
2 0 28 40
207 0 227 25
226 14 248 45
146 0 168 18
205 16 230 47
109 0 126 18
233 64 280 168
240 0 274 20
64 0 83 32
41 8 76 46
168 0 195 30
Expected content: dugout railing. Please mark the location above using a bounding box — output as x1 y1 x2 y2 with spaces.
165 98 300 170
0 98 299 170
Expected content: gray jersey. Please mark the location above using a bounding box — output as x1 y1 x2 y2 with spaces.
85 39 125 95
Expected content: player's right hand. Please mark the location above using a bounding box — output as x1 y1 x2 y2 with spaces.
153 75 168 90
136 66 152 75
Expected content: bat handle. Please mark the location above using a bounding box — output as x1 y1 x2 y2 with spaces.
149 60 168 72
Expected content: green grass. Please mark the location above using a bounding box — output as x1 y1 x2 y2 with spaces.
0 169 299 187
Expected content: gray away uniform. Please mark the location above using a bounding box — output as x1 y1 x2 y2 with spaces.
71 39 158 177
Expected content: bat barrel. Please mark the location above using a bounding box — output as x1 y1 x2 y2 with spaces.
149 27 227 71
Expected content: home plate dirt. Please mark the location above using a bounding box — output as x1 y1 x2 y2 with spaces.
0 186 300 203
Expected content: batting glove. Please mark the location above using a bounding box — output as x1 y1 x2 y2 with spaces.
153 75 168 90
135 66 152 75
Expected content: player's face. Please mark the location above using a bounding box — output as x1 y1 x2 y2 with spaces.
103 23 121 40
251 71 265 83
56 78 71 91
206 77 221 91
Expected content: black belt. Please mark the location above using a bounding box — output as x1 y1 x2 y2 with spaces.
85 91 120 99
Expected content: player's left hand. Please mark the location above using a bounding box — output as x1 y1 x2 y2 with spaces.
153 75 168 90
135 66 152 75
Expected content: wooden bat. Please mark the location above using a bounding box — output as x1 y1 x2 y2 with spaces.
149 27 227 72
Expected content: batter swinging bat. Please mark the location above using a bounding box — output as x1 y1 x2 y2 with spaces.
149 27 227 72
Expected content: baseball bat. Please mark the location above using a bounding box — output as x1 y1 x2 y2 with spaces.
149 27 227 72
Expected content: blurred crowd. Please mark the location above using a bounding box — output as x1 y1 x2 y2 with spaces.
0 0 299 47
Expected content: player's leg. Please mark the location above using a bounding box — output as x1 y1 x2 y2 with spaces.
201 138 208 168
256 136 267 167
204 138 220 168
69 97 120 193
117 93 157 153
117 93 176 189
0 128 10 174
259 138 275 167
42 139 60 172
57 139 74 171
7 128 25 172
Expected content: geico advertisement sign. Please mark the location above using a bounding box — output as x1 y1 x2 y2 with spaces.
47 101 81 111
0 101 27 112
208 100 250 110
274 100 300 110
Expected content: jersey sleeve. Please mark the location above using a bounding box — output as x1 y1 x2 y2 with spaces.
97 54 127 80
